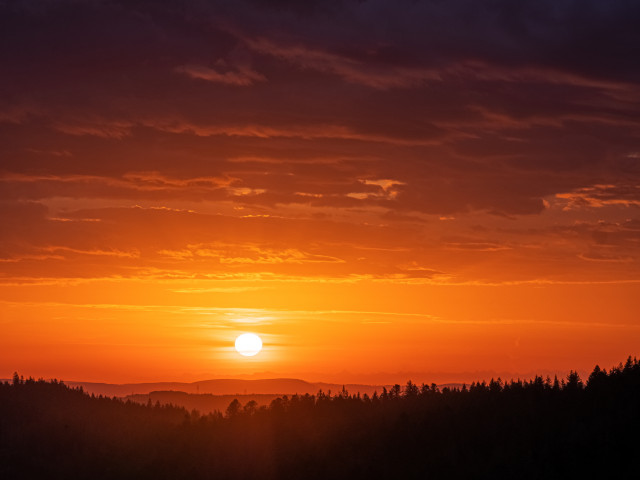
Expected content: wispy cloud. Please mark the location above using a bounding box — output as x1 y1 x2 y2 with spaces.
175 63 266 86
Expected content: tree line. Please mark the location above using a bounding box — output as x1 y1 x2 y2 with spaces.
1 357 639 479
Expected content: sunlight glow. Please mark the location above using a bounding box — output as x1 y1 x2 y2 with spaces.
234 333 263 357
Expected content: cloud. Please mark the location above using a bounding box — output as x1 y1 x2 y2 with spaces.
556 185 640 210
1 0 639 285
160 244 345 265
175 63 266 86
242 36 441 89
444 241 512 252
578 252 635 263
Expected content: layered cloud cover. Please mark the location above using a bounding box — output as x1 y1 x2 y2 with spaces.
2 0 640 285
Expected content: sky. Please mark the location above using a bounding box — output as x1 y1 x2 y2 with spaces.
1 0 640 384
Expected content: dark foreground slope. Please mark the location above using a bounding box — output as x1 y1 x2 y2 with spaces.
1 358 639 480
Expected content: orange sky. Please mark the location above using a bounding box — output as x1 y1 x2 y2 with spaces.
1 0 640 384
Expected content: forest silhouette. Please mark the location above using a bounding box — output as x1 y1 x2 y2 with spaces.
1 357 639 479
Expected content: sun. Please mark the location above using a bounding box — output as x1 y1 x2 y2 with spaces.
234 333 263 357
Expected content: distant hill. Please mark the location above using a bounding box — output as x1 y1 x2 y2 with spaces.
65 378 315 397
62 378 397 397
1 377 464 399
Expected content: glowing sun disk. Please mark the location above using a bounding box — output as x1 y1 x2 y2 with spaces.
235 333 263 357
